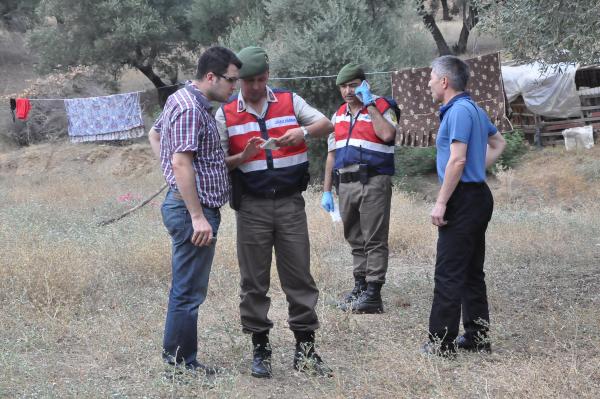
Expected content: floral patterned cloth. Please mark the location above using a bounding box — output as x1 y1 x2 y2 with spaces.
392 52 511 147
64 92 144 142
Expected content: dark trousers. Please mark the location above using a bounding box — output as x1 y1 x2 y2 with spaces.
161 190 221 365
429 182 493 346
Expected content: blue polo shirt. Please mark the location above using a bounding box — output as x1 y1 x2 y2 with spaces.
436 93 497 183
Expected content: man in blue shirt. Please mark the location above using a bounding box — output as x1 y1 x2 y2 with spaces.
423 55 506 356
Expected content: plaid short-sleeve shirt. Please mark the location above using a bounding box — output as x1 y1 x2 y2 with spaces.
154 82 229 208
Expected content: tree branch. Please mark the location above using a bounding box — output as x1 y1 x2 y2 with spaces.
98 183 168 227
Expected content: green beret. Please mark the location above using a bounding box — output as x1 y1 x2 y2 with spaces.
336 63 366 85
237 46 269 79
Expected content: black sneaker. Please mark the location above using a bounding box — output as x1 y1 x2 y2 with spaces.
293 343 333 377
420 341 457 358
186 360 220 375
164 360 219 376
456 335 492 353
251 345 273 378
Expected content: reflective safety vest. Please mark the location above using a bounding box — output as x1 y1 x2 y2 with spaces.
222 89 309 195
333 97 395 175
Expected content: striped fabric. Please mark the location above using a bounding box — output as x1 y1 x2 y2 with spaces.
153 82 229 208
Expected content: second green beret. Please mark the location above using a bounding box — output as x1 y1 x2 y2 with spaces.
336 62 366 85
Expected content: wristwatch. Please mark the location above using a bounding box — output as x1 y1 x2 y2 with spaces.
301 126 310 140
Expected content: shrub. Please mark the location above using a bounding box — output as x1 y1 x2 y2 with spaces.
394 146 437 177
496 129 528 170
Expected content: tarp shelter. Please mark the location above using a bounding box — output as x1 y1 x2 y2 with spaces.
507 63 600 146
502 63 581 118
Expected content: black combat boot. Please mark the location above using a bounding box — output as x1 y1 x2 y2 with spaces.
251 331 272 378
342 275 367 303
292 331 332 377
340 281 384 313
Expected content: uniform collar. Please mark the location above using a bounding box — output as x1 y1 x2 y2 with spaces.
185 81 213 111
237 86 278 113
439 92 471 120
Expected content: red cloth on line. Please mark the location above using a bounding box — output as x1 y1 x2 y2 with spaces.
15 98 31 120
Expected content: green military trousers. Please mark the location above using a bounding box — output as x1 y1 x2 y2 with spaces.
338 174 392 283
236 191 320 334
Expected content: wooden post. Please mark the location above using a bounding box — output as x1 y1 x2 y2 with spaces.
534 114 543 148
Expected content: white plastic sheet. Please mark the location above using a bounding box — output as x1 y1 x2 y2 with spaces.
502 63 581 118
562 125 595 150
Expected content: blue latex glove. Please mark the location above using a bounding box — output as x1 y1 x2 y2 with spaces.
354 80 375 106
321 191 334 212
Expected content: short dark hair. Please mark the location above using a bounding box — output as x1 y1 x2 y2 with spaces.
195 46 243 79
431 55 470 91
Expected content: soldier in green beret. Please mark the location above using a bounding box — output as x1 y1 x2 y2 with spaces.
215 46 333 378
322 62 399 314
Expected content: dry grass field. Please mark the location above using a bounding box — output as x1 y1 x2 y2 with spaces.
0 142 599 398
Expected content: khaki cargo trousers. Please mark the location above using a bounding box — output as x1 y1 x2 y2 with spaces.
338 174 392 283
236 192 320 334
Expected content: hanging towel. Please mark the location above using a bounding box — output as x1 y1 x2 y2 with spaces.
15 98 31 120
9 98 16 122
64 92 145 143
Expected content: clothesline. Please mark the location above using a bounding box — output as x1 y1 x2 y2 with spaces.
18 90 146 103
270 70 396 80
8 70 396 102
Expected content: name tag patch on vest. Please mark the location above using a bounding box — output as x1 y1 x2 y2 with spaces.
266 116 298 129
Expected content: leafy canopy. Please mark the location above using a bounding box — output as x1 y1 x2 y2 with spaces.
474 0 600 65
29 0 195 82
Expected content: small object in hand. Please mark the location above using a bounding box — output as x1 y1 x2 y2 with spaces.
260 138 279 150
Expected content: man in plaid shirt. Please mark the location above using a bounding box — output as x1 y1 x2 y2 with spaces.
148 46 242 374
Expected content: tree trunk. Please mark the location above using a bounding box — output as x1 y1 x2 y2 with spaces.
441 0 452 20
452 5 479 55
136 64 177 107
423 13 453 55
416 0 453 55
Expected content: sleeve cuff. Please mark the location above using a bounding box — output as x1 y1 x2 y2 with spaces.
173 144 198 153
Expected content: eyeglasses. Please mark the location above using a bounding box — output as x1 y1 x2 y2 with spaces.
215 73 239 84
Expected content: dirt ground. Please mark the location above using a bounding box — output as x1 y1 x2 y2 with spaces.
0 141 599 398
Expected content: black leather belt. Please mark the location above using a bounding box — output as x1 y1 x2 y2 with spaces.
457 181 486 187
247 186 299 199
339 171 380 184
